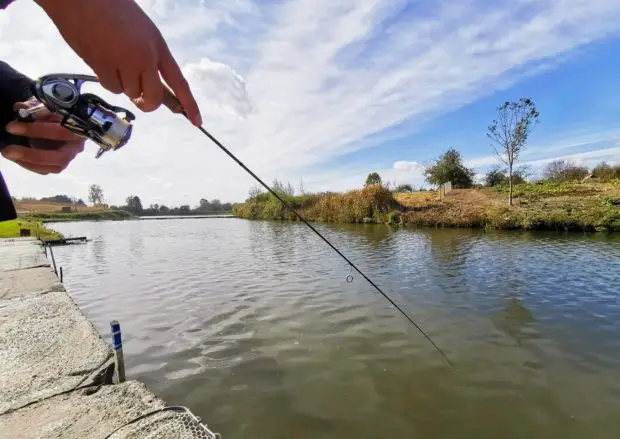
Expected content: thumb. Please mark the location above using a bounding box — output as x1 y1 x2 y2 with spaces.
1 145 25 161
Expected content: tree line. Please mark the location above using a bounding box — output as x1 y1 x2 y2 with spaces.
85 184 233 215
15 194 87 205
118 195 233 216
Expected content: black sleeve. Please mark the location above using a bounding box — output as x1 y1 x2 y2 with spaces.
0 61 36 222
0 1 17 9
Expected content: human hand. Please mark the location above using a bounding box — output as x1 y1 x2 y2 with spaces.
1 102 85 175
34 0 202 126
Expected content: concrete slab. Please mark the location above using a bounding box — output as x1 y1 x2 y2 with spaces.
0 291 112 414
0 381 166 439
0 239 48 271
0 266 63 299
0 237 39 245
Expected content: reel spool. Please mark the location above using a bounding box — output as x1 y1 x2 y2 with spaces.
17 74 136 158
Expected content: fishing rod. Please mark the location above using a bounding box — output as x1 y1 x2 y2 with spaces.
12 73 452 366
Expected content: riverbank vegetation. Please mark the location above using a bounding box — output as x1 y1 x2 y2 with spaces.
20 210 135 222
233 183 401 224
233 158 620 232
0 219 62 240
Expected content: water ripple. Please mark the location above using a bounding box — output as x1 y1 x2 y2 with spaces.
48 220 620 439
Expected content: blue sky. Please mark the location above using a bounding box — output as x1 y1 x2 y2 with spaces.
2 0 620 204
321 34 620 183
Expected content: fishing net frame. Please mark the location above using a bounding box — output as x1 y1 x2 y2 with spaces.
103 405 221 439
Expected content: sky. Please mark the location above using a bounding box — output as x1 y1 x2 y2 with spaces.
1 0 620 207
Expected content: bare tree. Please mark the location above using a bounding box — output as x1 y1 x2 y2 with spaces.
298 177 305 195
487 98 539 205
543 160 589 182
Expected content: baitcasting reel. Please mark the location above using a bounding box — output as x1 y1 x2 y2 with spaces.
17 73 136 158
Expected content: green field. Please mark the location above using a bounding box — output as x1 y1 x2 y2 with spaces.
0 219 62 240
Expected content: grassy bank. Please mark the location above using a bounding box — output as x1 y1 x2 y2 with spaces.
0 219 62 240
233 181 620 232
21 210 135 223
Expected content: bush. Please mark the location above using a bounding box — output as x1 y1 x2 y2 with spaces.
592 162 620 182
235 183 400 224
386 211 401 225
484 166 507 186
543 160 589 182
395 184 413 192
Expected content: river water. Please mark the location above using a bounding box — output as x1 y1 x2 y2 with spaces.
48 219 620 439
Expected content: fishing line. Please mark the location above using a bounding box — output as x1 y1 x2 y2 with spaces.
194 125 453 366
4 73 451 363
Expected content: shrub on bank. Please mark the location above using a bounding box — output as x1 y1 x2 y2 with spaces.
234 184 400 224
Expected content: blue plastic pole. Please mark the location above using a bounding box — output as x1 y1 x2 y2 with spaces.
110 320 126 383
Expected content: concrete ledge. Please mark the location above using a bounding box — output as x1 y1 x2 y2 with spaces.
0 266 63 299
0 381 166 439
0 237 217 438
0 239 47 272
0 291 112 414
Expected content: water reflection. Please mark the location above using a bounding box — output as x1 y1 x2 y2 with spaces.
91 231 108 276
491 297 536 347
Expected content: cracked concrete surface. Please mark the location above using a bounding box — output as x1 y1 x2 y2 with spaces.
0 381 166 439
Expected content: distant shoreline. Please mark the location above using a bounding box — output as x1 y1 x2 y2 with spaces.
232 181 620 233
17 211 235 223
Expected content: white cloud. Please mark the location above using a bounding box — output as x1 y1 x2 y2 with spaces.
2 0 620 206
183 58 254 119
393 161 425 174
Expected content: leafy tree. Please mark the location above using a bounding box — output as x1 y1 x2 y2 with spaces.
210 199 222 211
543 160 589 182
396 184 413 192
88 184 104 205
484 165 507 186
40 194 73 204
179 205 191 213
365 172 382 186
487 98 539 205
76 198 86 206
424 148 475 188
125 195 143 214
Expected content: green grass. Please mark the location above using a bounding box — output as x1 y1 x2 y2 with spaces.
0 219 62 240
21 210 135 222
